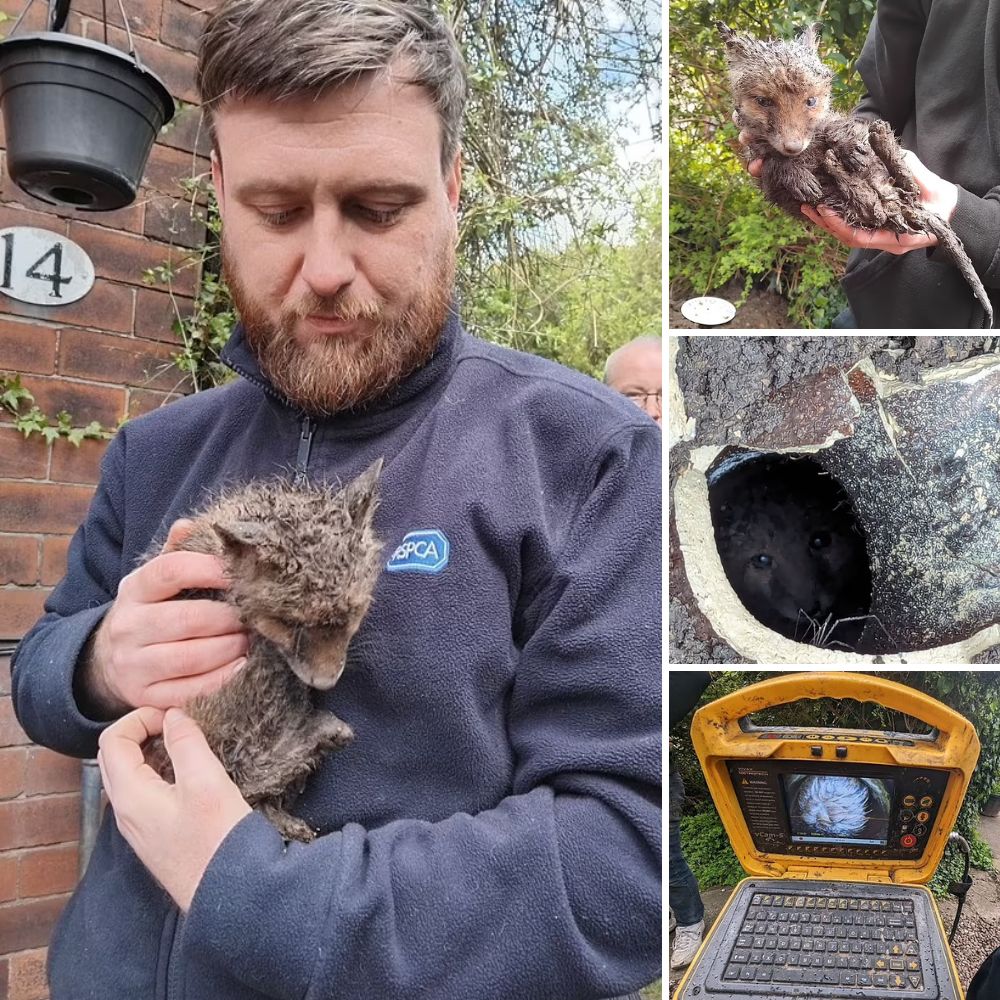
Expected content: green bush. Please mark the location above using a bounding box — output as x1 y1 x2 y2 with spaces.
679 809 747 889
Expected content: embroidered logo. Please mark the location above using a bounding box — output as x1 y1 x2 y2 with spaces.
386 529 450 574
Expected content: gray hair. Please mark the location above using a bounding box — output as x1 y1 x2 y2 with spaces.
604 335 662 384
197 0 468 171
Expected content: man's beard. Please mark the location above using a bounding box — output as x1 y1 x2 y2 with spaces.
223 238 454 414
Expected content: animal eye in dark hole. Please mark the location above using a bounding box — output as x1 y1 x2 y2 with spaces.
810 532 832 550
755 96 774 108
806 96 818 108
751 553 773 569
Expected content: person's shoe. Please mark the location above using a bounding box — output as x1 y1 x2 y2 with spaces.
669 909 676 932
670 919 704 970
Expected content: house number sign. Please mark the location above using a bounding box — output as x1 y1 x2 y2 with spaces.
0 227 95 306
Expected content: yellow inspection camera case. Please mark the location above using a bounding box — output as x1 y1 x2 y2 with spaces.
673 672 981 1000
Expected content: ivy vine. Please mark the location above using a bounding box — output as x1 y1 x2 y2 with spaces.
0 373 113 446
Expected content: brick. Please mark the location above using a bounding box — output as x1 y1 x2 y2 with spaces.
127 388 185 420
0 658 9 696
24 751 79 798
0 855 14 903
18 844 78 899
8 947 47 1000
18 376 125 428
0 206 67 238
0 591 50 642
0 321 57 375
160 0 207 52
0 538 39 587
0 795 79 852
74 0 162 38
0 956 7 1000
1 280 134 336
67 221 197 296
39 538 71 589
134 286 192 344
83 24 199 103
0 698 28 749
58 329 188 394
144 194 208 249
157 104 212 158
0 748 26 802
144 141 211 205
49 438 109 487
0 429 48 482
0 894 70 954
0 483 93 535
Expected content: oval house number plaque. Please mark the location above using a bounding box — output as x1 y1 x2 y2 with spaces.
0 226 95 306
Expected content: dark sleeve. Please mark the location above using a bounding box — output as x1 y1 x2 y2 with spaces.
180 422 663 999
669 671 712 730
968 945 1000 1000
852 0 929 127
926 186 1000 285
9 430 128 758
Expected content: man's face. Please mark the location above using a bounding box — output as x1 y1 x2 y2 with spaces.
212 74 462 413
607 343 662 424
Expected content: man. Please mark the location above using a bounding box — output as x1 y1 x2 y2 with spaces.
668 671 711 972
604 335 661 425
10 3 661 998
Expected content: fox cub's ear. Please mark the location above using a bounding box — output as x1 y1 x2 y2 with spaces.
716 21 745 53
798 21 823 52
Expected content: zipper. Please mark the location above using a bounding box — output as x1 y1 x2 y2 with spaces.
293 415 314 486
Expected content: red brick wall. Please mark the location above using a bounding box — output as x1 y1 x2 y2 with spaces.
0 3 208 995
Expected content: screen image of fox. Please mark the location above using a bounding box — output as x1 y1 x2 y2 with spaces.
784 774 893 841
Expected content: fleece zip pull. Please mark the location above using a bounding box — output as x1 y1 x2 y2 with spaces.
293 416 314 486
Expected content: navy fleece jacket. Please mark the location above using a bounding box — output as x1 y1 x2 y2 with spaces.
11 312 662 1000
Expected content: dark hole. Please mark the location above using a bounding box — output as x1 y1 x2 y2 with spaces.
708 451 874 652
50 186 95 207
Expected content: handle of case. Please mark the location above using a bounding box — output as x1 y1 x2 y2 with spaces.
696 671 972 748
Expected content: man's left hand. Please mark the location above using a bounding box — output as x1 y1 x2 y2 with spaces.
97 706 252 912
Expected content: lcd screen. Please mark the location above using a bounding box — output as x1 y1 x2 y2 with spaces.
782 773 894 846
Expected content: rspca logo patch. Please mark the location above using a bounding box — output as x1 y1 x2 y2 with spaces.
386 529 450 574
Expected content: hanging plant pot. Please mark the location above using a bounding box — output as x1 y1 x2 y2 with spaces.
0 32 174 211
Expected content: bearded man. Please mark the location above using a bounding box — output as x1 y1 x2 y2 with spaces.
10 3 661 998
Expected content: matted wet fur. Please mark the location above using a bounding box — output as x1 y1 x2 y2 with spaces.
717 20 993 329
143 459 384 843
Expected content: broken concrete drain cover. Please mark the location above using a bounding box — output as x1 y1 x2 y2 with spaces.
669 337 1000 664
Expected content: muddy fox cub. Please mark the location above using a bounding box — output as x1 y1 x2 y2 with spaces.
143 460 384 843
717 21 993 329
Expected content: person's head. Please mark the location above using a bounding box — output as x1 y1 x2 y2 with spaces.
604 336 662 424
197 1 468 414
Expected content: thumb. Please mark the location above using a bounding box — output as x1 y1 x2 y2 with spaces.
163 708 229 787
162 518 197 554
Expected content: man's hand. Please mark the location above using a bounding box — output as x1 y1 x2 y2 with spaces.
81 520 249 718
97 706 253 912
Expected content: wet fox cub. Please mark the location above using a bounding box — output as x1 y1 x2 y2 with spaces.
144 460 384 843
717 20 992 329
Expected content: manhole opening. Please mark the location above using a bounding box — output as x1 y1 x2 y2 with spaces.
708 450 878 653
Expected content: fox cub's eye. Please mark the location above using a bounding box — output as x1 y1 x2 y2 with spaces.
751 553 773 569
754 96 774 108
806 96 819 108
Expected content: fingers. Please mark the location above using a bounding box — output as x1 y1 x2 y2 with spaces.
97 706 166 799
163 708 231 790
143 657 247 710
120 551 231 604
131 599 245 648
161 519 197 554
140 632 249 684
801 205 937 253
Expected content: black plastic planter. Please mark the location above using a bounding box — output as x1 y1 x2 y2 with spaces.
0 32 174 211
